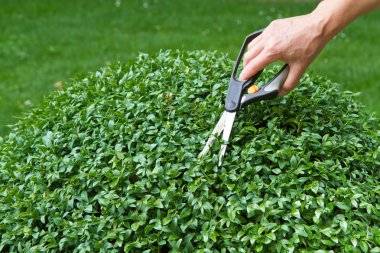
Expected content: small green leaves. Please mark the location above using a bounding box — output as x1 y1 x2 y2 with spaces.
114 143 124 159
42 131 54 148
0 50 379 252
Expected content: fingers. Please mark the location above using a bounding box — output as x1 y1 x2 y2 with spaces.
239 51 275 80
248 34 262 50
278 64 304 96
243 36 263 67
243 42 264 68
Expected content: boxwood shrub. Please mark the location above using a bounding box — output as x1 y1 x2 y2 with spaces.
0 50 379 253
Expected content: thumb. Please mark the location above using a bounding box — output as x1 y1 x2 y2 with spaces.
278 64 305 96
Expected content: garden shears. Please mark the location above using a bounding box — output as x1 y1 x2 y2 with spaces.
198 29 289 166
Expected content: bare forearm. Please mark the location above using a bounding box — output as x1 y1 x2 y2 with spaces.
313 0 380 40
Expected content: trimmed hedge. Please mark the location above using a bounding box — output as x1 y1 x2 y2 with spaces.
0 50 379 252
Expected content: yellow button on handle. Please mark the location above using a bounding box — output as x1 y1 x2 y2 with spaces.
247 85 259 94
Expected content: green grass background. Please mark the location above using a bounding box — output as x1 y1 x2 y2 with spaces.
1 0 379 136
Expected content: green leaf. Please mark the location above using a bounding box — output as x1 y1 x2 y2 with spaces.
255 244 263 252
266 233 276 241
336 202 350 210
351 238 358 248
84 204 92 213
180 208 192 218
131 222 140 231
360 241 369 252
294 224 308 237
154 199 164 208
340 219 348 233
290 156 297 168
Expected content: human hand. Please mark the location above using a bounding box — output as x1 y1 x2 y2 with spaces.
239 14 330 96
239 0 380 96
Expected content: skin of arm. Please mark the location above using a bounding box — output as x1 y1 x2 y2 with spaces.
239 0 380 96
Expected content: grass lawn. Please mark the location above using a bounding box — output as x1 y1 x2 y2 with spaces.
1 0 379 136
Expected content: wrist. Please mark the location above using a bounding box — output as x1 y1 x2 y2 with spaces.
310 1 346 41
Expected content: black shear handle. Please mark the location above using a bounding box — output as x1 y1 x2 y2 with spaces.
231 29 264 80
225 29 289 112
241 64 289 108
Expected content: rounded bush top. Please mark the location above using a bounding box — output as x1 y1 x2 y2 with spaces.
0 50 379 252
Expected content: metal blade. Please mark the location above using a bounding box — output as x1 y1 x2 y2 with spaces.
218 111 236 166
198 111 227 158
